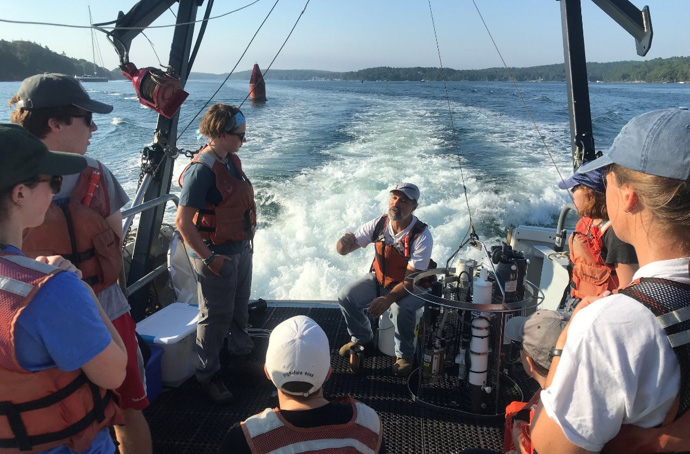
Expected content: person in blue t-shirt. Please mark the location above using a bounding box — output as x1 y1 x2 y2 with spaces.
0 123 127 454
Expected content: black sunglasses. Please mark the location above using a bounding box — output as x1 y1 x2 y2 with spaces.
228 132 246 141
72 112 93 127
37 175 63 194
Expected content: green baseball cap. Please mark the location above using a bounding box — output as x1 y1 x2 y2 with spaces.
14 73 113 113
0 124 87 191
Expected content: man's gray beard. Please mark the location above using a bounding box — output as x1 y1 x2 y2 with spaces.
388 208 402 221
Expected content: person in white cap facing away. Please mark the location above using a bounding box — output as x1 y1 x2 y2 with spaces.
336 183 434 376
531 108 690 453
557 167 638 314
219 316 383 454
9 73 152 454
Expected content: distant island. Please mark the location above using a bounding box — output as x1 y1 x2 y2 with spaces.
1 39 689 83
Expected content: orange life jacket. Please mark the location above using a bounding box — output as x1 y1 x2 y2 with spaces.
568 217 618 299
503 390 540 454
0 253 123 454
602 276 690 454
370 215 436 290
21 162 122 294
179 149 257 245
240 396 382 454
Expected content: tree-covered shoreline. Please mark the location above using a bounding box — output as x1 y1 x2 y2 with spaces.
1 40 688 83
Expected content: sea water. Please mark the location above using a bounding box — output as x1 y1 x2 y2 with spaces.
0 79 685 300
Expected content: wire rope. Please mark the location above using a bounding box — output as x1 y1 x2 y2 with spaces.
426 0 479 271
470 0 575 206
0 1 263 31
176 0 311 142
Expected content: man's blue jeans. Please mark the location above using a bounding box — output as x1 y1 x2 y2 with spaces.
338 273 424 360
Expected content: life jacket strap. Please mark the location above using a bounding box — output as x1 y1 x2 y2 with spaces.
0 373 115 450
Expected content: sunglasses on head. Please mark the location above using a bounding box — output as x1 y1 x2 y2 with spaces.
37 175 63 194
71 112 93 127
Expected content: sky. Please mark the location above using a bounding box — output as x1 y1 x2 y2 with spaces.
0 0 688 74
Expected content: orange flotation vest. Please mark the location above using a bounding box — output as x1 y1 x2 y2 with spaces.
240 396 382 454
602 277 690 454
179 150 257 245
370 215 434 289
569 217 618 299
21 162 122 294
0 253 123 454
503 390 540 454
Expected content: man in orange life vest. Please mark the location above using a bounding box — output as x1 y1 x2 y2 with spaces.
218 315 383 454
9 74 152 454
336 183 433 376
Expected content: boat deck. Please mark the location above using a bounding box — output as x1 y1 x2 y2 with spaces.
143 304 534 453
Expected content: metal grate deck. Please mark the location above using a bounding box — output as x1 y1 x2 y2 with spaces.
144 305 533 453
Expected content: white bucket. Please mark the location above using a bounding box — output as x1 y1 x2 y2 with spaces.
377 306 424 357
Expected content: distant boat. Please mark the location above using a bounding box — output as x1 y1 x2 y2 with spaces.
76 6 108 83
249 63 266 102
75 74 109 83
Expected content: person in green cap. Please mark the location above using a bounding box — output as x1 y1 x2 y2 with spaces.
0 123 127 454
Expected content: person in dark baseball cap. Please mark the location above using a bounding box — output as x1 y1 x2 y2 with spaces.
0 123 85 192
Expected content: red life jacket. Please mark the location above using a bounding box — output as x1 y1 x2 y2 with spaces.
21 162 122 294
503 390 540 454
179 149 257 245
602 276 690 454
240 396 382 454
568 217 618 299
0 253 123 454
370 215 433 289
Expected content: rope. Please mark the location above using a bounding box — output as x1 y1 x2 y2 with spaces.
176 0 311 142
174 0 280 141
470 0 576 207
238 1 311 109
426 0 480 270
0 1 263 31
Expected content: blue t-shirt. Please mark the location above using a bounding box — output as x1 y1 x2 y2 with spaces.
179 159 248 256
3 247 115 454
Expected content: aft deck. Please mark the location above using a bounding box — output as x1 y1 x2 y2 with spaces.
143 304 534 454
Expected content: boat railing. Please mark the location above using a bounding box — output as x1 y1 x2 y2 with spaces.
121 193 179 297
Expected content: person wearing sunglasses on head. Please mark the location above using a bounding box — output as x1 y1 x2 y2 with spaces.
9 73 152 454
0 123 127 454
175 103 256 405
556 167 638 314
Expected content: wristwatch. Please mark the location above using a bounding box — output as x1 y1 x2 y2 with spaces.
549 348 563 359
203 252 216 267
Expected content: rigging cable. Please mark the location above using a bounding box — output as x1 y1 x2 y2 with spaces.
470 0 576 207
237 1 311 109
175 0 282 141
0 1 262 31
176 0 312 142
426 0 480 272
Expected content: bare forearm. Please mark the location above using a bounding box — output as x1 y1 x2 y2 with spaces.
337 232 360 255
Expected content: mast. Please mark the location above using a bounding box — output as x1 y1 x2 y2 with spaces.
107 0 201 320
89 6 97 75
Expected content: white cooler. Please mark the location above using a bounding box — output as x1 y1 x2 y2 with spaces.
136 302 199 387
